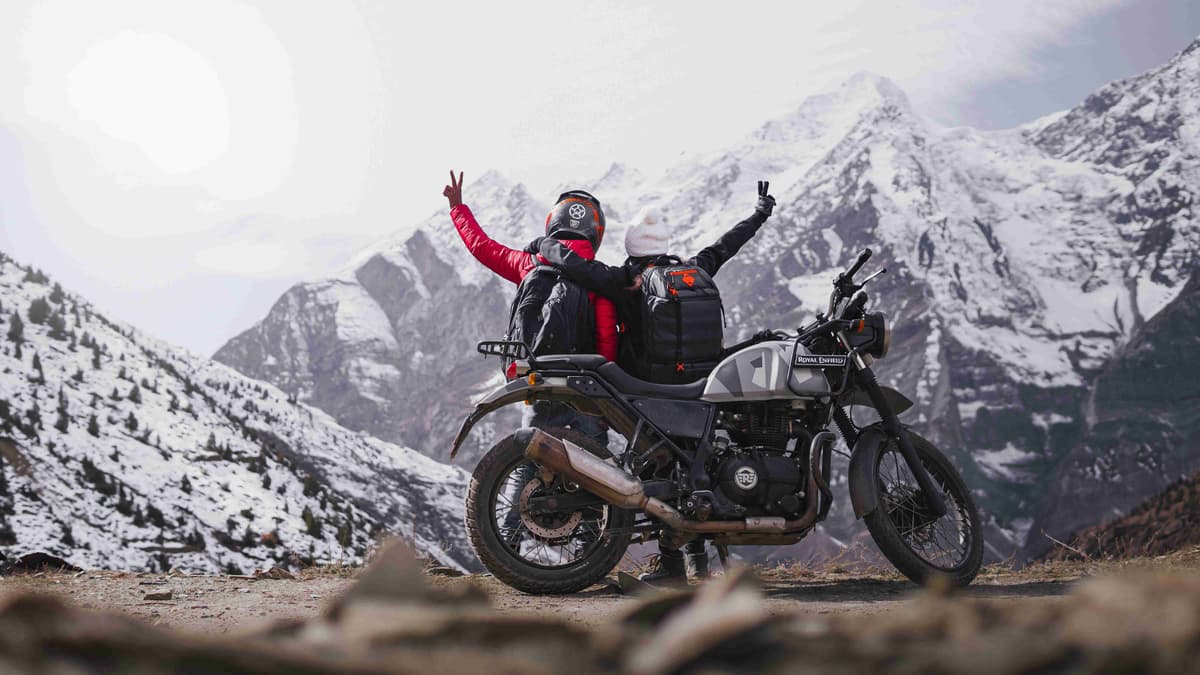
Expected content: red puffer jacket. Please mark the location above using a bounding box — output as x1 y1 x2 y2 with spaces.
450 204 618 362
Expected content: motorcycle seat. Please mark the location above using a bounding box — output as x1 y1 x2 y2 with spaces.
595 362 707 400
532 354 610 371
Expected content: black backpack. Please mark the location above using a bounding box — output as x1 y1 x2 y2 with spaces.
505 263 595 369
637 259 724 383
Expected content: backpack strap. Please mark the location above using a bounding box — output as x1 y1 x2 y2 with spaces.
671 271 684 373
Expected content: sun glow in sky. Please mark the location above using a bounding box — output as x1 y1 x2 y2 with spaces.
0 0 1197 355
67 31 231 176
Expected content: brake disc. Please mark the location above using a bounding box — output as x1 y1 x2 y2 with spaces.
519 479 583 539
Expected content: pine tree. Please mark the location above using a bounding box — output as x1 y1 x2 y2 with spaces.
54 410 68 433
72 368 84 383
30 353 45 384
27 297 50 325
302 505 321 538
128 384 142 404
49 282 64 304
91 342 101 369
48 312 67 341
26 402 41 430
110 387 121 401
180 474 192 494
87 414 100 437
302 473 320 497
125 412 138 432
6 312 23 345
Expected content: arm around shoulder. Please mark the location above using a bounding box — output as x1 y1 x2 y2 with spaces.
537 239 632 296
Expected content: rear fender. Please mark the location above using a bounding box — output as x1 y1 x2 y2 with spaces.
449 376 592 459
847 424 888 519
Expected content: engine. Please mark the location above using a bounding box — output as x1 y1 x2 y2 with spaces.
712 445 806 518
704 403 817 518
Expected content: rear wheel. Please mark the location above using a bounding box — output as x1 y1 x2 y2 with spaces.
864 431 983 587
465 427 633 594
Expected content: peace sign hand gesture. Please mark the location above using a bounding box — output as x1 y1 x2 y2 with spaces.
755 180 775 217
443 170 464 209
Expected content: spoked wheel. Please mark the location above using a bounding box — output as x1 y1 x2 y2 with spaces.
863 430 983 587
465 427 632 594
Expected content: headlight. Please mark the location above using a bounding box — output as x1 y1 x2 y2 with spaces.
863 311 889 358
878 312 891 358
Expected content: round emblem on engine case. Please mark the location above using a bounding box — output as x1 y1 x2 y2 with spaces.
734 466 759 490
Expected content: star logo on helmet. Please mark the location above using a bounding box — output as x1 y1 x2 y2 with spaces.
568 204 588 220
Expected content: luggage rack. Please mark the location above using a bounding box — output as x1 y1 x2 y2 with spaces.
477 340 530 360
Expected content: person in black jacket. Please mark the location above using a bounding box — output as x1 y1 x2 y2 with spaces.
527 180 776 585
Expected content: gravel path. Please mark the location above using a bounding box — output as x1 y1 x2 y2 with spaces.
0 565 1080 636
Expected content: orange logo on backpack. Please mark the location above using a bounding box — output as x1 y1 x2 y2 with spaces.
669 268 699 288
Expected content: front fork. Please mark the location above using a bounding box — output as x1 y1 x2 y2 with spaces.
852 360 947 518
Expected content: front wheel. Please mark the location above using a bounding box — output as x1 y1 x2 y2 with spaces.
465 427 633 594
863 431 983 587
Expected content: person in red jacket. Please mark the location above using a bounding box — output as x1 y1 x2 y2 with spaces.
442 170 620 443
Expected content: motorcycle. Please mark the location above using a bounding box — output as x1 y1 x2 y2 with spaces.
451 248 983 594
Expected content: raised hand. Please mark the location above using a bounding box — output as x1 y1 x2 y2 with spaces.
755 180 775 217
443 170 464 209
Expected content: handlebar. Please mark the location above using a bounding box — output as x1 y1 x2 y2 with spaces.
844 248 872 279
828 248 873 316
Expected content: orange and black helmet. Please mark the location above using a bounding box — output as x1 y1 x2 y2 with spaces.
546 190 606 250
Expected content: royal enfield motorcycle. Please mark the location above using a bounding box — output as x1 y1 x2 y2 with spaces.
451 249 983 594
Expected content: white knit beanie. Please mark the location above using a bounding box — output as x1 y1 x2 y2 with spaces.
624 207 670 257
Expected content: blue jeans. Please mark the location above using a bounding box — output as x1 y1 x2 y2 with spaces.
523 401 608 448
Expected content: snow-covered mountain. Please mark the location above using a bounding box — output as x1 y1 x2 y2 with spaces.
217 37 1200 561
0 252 475 573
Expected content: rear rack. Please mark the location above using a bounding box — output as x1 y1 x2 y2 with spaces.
477 340 529 360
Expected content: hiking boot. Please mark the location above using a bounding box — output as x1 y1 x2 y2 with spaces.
638 549 687 587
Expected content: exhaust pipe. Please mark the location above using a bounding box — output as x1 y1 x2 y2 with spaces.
521 428 835 535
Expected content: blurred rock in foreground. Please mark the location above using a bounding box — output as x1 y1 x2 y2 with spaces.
3 542 1200 674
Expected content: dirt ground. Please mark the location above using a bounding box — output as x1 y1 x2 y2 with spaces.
5 551 1175 637
3 548 1200 674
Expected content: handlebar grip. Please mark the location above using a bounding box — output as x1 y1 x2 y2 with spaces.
846 248 872 278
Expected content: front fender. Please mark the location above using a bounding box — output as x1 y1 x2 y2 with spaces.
839 385 914 415
449 376 584 458
847 424 888 519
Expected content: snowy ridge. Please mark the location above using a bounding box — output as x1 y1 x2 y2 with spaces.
218 36 1200 561
0 253 474 573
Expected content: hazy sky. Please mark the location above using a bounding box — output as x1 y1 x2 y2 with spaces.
0 0 1197 355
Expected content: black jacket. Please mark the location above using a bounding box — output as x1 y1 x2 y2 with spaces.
530 210 768 371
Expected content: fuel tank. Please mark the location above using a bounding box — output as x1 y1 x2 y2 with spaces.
701 340 833 402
